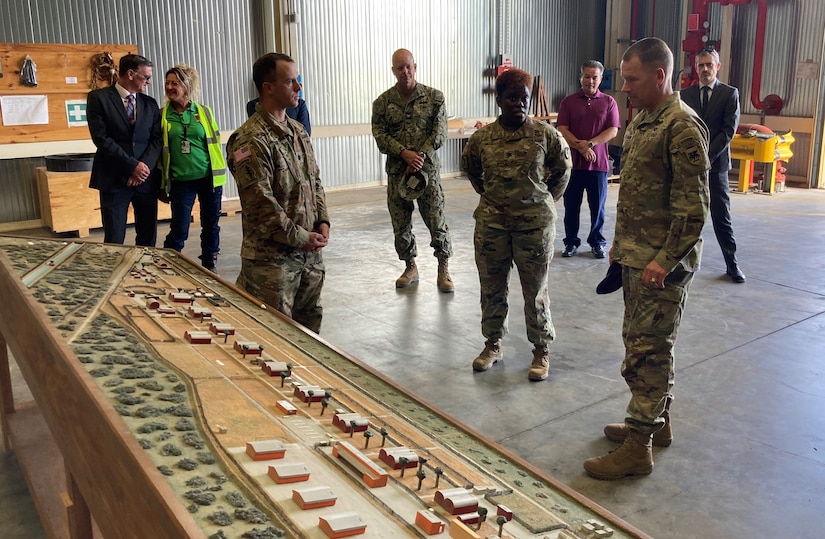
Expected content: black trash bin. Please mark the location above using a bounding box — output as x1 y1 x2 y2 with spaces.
45 154 95 172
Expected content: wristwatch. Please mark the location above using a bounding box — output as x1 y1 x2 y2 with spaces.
587 140 595 148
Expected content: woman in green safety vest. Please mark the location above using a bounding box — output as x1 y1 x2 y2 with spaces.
159 64 227 272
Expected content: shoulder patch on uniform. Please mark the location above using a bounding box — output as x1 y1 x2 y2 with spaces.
233 146 252 163
684 142 704 166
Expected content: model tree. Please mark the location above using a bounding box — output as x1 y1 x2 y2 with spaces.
398 456 409 477
320 397 329 415
416 469 426 491
380 427 389 447
497 516 507 537
418 456 428 470
476 507 488 531
286 363 293 378
280 371 288 388
434 466 444 488
349 420 357 437
307 390 314 407
364 430 373 449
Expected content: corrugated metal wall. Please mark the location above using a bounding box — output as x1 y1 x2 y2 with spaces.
730 0 820 118
293 0 499 185
293 0 606 186
725 0 820 177
0 0 263 223
620 0 817 180
509 0 606 108
636 0 684 68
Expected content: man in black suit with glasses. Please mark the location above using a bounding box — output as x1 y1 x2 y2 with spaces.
681 48 745 283
87 53 162 246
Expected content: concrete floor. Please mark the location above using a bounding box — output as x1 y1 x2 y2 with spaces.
2 177 824 538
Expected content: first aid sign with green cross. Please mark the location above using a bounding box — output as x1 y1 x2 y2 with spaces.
66 100 87 127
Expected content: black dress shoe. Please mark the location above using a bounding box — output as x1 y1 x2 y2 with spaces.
727 266 746 283
562 245 578 257
592 245 606 259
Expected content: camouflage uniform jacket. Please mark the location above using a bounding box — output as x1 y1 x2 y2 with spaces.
614 92 710 273
461 117 572 230
372 83 447 175
226 105 329 261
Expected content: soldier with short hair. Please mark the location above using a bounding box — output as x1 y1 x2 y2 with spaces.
461 67 571 382
371 49 454 292
584 37 710 480
226 53 330 333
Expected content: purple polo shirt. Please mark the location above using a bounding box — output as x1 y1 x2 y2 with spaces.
556 89 621 172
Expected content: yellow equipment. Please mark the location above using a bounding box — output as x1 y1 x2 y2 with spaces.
730 128 794 194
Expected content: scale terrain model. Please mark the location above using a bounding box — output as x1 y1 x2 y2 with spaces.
0 236 650 539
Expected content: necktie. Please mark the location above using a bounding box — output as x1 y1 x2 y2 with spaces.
126 94 135 124
701 86 710 114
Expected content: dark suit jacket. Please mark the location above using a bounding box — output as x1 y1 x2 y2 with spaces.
87 85 162 193
681 81 740 172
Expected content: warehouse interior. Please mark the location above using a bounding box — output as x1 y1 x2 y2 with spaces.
1 1 825 538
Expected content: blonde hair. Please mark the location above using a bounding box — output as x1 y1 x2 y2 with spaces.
165 63 201 102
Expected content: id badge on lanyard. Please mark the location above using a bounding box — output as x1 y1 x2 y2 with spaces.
181 140 191 154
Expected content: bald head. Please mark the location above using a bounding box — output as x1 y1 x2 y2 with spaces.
392 48 414 65
391 48 417 95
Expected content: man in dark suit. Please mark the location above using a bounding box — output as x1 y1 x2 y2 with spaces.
681 48 745 283
87 54 162 246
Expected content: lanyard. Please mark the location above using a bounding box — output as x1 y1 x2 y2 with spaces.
179 106 192 140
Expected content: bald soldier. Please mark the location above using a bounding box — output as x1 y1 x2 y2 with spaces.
372 48 454 292
584 37 710 480
226 53 329 333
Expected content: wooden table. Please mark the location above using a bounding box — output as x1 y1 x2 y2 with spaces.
0 245 206 539
0 236 651 539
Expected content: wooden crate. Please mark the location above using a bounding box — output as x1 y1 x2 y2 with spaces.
36 166 176 237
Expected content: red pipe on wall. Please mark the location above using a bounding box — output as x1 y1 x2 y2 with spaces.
681 0 782 114
750 0 783 114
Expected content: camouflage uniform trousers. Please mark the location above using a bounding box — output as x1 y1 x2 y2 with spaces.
621 265 694 434
387 171 452 261
474 221 556 345
236 252 325 333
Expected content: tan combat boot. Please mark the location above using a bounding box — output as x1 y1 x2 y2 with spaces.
436 256 454 293
395 259 419 288
603 410 672 447
472 339 502 371
583 429 654 480
528 345 550 381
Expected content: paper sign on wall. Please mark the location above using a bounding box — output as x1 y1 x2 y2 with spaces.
0 95 49 126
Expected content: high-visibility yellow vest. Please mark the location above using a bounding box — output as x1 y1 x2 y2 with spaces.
160 102 227 193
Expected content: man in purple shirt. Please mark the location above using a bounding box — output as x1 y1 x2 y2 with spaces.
557 60 621 259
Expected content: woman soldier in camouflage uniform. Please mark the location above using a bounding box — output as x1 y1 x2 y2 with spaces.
461 68 572 381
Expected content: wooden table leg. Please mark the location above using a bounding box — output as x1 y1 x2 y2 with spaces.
0 330 14 452
63 464 93 539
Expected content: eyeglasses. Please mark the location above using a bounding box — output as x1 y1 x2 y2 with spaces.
132 71 152 81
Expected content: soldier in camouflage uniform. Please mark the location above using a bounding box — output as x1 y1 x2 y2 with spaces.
584 38 710 480
372 49 454 293
460 68 572 381
226 53 330 334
